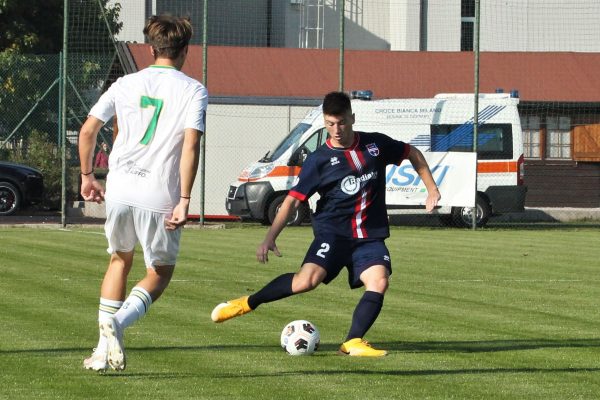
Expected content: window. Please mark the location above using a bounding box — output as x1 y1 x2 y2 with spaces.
546 116 571 159
302 128 328 152
521 115 573 160
522 116 541 159
430 123 513 160
461 0 475 51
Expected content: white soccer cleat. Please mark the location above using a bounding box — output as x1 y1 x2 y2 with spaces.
100 317 126 371
83 348 108 371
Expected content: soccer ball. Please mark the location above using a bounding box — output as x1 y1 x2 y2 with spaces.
280 320 320 356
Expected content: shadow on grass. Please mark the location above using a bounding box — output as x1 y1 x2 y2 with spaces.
4 338 600 356
4 339 600 379
218 366 600 379
381 338 600 353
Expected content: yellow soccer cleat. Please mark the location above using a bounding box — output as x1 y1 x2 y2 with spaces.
338 338 388 357
211 296 252 323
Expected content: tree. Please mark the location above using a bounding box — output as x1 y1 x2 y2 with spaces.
0 0 122 206
0 0 63 53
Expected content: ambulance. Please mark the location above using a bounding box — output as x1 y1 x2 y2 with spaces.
225 92 527 228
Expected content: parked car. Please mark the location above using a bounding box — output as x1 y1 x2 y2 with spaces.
0 161 44 216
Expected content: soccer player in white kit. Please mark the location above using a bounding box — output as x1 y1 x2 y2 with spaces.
78 15 208 371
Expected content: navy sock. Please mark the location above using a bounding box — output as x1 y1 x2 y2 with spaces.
248 273 295 310
346 291 384 341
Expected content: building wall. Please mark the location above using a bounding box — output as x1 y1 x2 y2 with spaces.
480 0 600 52
524 161 600 207
425 0 462 51
109 0 146 42
112 0 600 52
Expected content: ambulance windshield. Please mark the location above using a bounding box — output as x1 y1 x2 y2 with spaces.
264 123 312 162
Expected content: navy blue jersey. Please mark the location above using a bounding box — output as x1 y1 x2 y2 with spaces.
289 132 409 239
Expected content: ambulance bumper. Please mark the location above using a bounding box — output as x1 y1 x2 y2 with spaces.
485 185 528 213
226 182 274 221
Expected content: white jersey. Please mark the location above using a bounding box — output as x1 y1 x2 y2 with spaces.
89 65 208 213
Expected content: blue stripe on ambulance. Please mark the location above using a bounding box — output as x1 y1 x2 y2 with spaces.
410 105 506 151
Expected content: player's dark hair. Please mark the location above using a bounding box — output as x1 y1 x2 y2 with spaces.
144 15 193 60
322 91 352 116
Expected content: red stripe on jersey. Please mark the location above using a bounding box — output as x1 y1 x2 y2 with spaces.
343 151 358 172
288 190 307 202
355 150 367 169
352 188 371 239
344 147 369 238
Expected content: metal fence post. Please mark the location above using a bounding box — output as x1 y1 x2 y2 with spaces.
338 0 345 92
61 0 69 227
199 0 209 225
472 0 480 230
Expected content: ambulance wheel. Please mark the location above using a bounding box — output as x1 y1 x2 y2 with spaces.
267 194 309 226
451 194 491 228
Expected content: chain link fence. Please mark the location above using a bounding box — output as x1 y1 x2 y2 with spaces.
1 0 599 227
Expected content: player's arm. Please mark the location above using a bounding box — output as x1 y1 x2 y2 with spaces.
256 195 302 263
166 128 202 230
78 116 106 203
407 144 441 212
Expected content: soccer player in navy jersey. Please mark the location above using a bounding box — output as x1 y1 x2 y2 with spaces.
212 91 440 356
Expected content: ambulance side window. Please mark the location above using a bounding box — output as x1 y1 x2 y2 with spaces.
290 129 327 166
303 128 327 152
430 123 513 160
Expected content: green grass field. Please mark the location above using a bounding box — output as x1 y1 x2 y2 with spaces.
1 224 600 399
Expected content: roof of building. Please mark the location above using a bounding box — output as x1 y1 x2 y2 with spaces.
124 43 600 103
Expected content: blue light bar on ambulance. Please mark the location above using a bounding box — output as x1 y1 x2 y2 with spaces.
351 90 373 100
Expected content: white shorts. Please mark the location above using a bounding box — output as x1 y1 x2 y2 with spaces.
104 201 181 268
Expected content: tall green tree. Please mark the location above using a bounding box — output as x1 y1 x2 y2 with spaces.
0 0 63 53
0 0 121 205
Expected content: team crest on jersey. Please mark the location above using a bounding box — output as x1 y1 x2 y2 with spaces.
366 143 379 156
330 156 340 166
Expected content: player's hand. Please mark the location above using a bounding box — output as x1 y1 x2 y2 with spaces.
165 202 188 230
425 187 441 212
256 240 281 263
80 175 105 203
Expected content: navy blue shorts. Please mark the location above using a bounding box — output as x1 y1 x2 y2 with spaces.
302 236 392 289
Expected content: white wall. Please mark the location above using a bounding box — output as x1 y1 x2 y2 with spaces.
426 0 462 51
480 0 600 52
388 0 422 51
109 0 146 42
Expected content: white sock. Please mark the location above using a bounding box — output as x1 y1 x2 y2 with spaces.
96 298 123 353
114 286 153 330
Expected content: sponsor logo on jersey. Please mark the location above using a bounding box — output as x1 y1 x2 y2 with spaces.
340 171 378 195
366 143 380 157
330 156 340 166
125 161 150 178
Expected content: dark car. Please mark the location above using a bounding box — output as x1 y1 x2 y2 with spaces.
0 161 44 216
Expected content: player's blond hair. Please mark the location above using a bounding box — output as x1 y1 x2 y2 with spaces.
143 15 193 60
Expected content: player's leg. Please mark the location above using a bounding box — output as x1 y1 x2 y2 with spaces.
84 251 134 371
339 240 390 357
99 254 138 371
114 264 174 330
346 264 389 340
210 263 327 323
85 202 136 371
104 207 180 371
211 237 344 323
